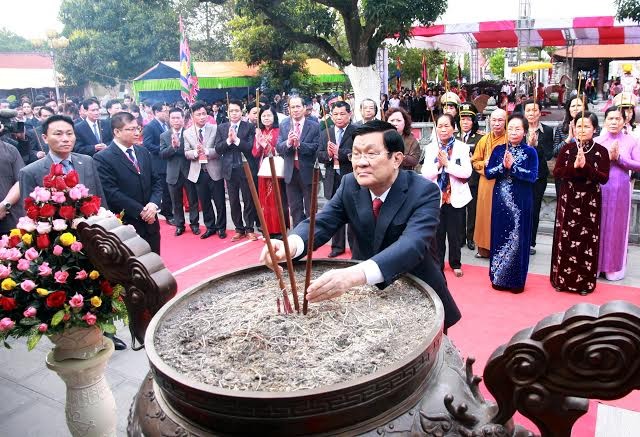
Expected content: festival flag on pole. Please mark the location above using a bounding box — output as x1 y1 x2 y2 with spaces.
395 57 402 92
179 16 199 105
457 61 463 85
421 52 428 92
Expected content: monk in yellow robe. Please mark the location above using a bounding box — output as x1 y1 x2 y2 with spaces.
471 109 507 258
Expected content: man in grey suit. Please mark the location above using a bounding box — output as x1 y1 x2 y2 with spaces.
159 107 199 237
276 96 320 227
184 101 227 239
19 115 106 205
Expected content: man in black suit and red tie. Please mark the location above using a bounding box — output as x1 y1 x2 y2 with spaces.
94 112 163 254
143 102 173 224
261 120 461 331
74 98 109 156
214 99 257 241
317 100 356 257
276 96 320 227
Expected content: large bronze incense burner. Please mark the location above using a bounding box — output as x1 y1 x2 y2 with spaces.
78 216 640 437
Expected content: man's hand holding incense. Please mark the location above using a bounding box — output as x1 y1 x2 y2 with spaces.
305 266 366 303
259 238 298 274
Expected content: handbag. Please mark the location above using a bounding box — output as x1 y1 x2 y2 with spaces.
257 155 285 178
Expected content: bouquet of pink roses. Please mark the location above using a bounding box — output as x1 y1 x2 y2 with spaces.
0 163 127 350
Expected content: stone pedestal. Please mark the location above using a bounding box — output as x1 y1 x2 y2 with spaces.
46 340 117 437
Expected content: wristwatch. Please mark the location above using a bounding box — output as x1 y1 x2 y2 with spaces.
2 201 10 211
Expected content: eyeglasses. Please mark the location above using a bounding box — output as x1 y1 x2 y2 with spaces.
120 127 141 133
347 151 393 162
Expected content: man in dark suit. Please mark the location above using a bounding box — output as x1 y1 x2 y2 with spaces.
276 96 320 227
74 99 109 156
317 100 356 257
159 107 199 237
94 112 163 254
101 99 122 145
214 99 257 241
523 99 554 255
19 115 106 204
211 102 227 125
261 120 461 330
143 102 173 224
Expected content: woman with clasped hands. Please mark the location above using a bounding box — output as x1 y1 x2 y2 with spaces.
421 114 472 277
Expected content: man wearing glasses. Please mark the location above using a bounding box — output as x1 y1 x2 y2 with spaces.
95 112 163 255
261 120 461 331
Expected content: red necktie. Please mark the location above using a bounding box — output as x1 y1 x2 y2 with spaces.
294 122 300 169
372 198 383 220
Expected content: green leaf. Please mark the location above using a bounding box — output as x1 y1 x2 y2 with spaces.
19 318 39 326
51 310 66 327
27 333 42 351
3 341 11 349
100 322 116 334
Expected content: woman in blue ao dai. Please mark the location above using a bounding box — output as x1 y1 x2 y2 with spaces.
485 114 538 292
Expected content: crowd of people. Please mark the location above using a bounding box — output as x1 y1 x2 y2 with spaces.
1 86 639 334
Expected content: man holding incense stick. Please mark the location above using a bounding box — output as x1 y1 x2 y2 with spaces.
261 120 461 330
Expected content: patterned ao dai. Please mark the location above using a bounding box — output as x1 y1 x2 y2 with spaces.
551 141 610 293
485 143 538 290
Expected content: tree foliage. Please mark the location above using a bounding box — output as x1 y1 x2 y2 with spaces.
616 0 640 22
175 0 236 61
488 49 505 79
58 0 179 86
224 0 446 67
0 28 35 53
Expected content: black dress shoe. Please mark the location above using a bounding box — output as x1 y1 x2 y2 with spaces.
328 250 344 258
218 229 227 239
104 333 127 350
175 226 185 236
200 229 216 239
190 225 201 235
530 247 536 255
467 241 476 251
166 218 176 226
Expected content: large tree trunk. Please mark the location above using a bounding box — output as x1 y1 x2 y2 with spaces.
344 64 381 122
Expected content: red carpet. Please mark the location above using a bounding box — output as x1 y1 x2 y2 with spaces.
158 223 640 436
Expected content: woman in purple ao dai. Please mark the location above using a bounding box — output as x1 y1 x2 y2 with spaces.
594 105 640 281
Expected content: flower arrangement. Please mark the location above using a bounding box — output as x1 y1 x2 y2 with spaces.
0 163 127 350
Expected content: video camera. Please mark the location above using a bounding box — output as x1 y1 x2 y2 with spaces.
0 109 25 135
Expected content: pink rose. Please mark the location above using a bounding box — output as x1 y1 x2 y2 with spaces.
69 293 84 308
38 323 48 333
17 217 37 232
70 241 83 252
0 265 10 278
0 248 7 261
68 186 83 200
38 262 53 276
20 279 36 292
17 258 31 271
23 307 37 318
75 270 88 280
78 184 90 197
24 247 39 261
36 221 52 234
0 235 8 249
0 318 15 331
82 312 96 326
7 248 21 261
51 191 66 204
30 186 51 203
54 270 69 284
52 219 68 232
52 245 64 256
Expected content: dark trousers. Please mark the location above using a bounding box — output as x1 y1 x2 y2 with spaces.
194 170 227 231
128 219 160 255
531 178 547 247
286 167 312 228
461 183 478 244
159 176 173 219
227 166 256 233
168 173 199 228
437 203 464 270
